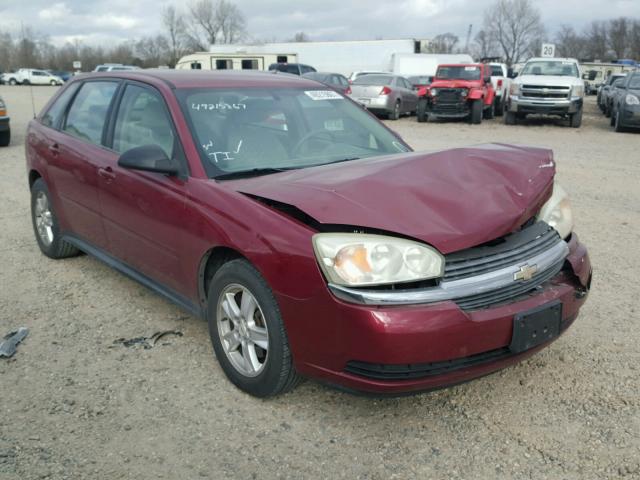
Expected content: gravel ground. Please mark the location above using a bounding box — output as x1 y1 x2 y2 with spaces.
0 85 638 480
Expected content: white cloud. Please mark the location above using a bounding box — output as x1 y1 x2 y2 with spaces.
39 2 72 22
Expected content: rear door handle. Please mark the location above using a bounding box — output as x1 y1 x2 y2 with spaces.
48 143 60 156
98 167 116 182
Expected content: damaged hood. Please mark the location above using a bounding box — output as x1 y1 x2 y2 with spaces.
222 144 556 254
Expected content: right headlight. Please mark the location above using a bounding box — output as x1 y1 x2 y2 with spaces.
626 94 640 105
537 183 573 239
509 83 520 96
571 85 584 98
312 233 444 287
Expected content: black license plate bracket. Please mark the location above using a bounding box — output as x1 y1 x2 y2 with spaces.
509 300 562 354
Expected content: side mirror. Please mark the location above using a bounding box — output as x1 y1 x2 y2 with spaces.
484 76 491 84
118 144 180 176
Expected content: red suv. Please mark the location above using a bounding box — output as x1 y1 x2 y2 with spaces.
417 63 495 123
26 70 591 397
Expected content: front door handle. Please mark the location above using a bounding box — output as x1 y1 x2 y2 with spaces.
98 167 116 182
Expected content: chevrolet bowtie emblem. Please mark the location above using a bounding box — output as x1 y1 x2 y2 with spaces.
514 264 538 282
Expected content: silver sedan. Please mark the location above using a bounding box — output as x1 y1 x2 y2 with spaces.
348 74 418 120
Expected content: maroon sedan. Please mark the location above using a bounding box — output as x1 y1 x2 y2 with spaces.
26 70 591 397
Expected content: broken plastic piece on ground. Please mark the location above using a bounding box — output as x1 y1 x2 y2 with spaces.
113 330 183 349
0 327 29 358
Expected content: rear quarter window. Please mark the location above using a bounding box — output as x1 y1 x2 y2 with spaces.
41 83 81 128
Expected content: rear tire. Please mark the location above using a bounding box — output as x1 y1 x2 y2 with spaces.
494 96 504 117
0 129 9 147
416 99 429 123
388 100 401 120
8 78 17 86
30 178 80 259
483 100 495 119
569 107 582 128
207 259 301 397
470 99 482 124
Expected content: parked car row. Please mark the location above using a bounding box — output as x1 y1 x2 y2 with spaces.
598 70 640 133
1 68 64 86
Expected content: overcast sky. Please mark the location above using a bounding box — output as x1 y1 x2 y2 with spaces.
0 0 639 47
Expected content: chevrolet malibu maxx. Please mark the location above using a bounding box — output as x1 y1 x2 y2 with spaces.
26 70 591 397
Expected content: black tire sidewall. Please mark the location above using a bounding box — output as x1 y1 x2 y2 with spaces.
470 99 482 124
207 259 293 397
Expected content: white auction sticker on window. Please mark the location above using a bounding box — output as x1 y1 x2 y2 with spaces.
464 66 478 71
305 90 343 100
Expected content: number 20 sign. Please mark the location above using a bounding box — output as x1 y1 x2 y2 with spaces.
541 44 555 58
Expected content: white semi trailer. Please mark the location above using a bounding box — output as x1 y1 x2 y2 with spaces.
177 39 423 76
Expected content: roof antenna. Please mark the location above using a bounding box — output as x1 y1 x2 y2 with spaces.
29 82 36 119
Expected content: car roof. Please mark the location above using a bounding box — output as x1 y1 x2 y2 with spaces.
527 57 578 63
70 69 323 89
438 63 481 67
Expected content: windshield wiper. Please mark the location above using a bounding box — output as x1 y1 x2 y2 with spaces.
215 167 296 181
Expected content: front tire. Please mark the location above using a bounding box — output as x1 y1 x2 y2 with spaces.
570 107 583 128
207 259 301 397
504 111 517 125
614 110 625 132
416 99 429 122
50 80 57 86
470 99 482 124
30 178 80 259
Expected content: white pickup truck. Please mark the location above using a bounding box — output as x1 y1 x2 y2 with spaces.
2 69 64 86
505 57 585 127
488 62 510 116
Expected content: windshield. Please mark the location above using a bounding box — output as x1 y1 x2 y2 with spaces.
521 61 579 77
178 88 409 178
408 76 433 85
436 66 481 80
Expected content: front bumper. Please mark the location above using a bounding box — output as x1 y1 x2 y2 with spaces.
508 95 583 115
280 233 591 394
0 116 10 132
619 105 640 128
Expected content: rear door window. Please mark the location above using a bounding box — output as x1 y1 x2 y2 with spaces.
112 84 175 158
63 81 119 146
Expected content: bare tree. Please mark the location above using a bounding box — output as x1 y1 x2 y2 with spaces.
162 6 187 67
188 0 220 45
217 0 246 44
483 0 544 66
289 32 310 43
427 33 459 54
608 17 629 59
555 25 585 59
630 20 640 60
583 21 609 61
473 29 496 59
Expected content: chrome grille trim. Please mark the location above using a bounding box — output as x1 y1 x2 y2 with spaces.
328 240 569 309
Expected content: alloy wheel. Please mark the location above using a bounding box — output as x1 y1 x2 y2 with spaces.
34 191 54 246
216 284 269 377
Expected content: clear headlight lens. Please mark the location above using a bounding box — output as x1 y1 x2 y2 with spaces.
430 88 438 96
312 233 444 287
509 83 520 96
460 88 469 97
537 183 573 239
626 94 640 105
571 85 584 97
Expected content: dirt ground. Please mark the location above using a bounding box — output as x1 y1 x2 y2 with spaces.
0 85 638 480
